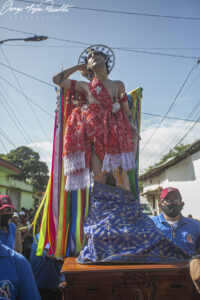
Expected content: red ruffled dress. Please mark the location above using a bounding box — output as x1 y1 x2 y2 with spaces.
63 77 135 191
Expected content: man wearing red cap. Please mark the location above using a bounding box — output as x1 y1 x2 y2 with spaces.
0 195 16 249
0 195 42 299
152 187 200 256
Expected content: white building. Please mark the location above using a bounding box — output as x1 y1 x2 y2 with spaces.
139 140 200 220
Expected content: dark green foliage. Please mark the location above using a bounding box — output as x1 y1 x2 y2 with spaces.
148 143 190 170
0 146 49 192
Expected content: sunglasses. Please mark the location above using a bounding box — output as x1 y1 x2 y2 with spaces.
87 51 101 60
161 198 182 204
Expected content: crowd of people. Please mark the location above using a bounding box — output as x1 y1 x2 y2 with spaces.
10 207 34 259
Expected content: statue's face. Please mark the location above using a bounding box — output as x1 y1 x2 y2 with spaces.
86 50 107 70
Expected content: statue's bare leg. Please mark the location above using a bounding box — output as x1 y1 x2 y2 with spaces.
113 168 131 191
90 150 108 184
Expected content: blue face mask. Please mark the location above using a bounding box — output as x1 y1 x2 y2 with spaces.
161 204 183 217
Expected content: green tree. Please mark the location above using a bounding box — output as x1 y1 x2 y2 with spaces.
148 143 190 170
0 146 49 191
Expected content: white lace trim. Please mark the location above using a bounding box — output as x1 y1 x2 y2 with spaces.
63 151 85 175
102 152 135 173
65 168 91 191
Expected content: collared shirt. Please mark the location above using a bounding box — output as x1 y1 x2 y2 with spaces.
0 242 41 300
152 213 200 256
0 222 16 249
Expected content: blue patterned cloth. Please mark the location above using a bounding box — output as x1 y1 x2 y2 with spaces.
77 182 190 264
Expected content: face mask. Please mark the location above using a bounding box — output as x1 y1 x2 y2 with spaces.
0 214 12 227
161 204 183 217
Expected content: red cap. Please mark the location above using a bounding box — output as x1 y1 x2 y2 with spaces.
0 195 15 211
160 187 182 201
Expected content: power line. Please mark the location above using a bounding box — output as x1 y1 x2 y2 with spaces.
140 61 199 153
141 97 200 168
0 128 17 148
171 100 200 147
0 136 8 153
0 76 54 118
3 44 200 51
182 70 200 95
151 91 200 161
3 44 83 49
1 60 199 125
141 66 200 164
0 47 50 141
0 82 35 143
0 92 31 144
1 72 197 124
175 116 200 145
146 67 200 162
142 112 200 123
0 26 199 60
14 0 200 21
0 61 54 87
113 47 199 60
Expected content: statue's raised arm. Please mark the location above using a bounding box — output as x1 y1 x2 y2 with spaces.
53 64 88 95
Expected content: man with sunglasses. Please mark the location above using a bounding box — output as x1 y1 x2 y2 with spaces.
152 187 200 256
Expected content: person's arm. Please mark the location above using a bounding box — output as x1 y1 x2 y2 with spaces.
190 256 200 294
52 64 87 93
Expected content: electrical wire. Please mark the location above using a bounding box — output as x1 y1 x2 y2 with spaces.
141 98 200 168
140 61 199 153
0 128 17 148
1 72 197 125
142 112 200 123
0 76 54 118
181 70 200 95
0 26 199 60
142 67 200 165
0 47 50 141
0 136 8 153
175 116 200 146
0 92 31 144
0 83 35 144
0 61 54 87
113 47 199 59
14 0 200 21
3 44 200 51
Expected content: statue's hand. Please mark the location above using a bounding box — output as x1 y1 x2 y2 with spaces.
79 63 93 80
78 63 87 72
190 258 200 294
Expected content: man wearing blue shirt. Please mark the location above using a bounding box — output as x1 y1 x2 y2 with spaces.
0 241 41 300
30 233 64 300
152 187 200 256
0 195 16 249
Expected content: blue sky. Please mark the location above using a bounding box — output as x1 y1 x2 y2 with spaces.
0 0 200 173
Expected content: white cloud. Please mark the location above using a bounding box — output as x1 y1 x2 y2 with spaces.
139 120 200 173
28 141 53 172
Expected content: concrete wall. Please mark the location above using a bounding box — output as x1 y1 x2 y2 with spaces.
0 168 35 211
20 191 35 210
